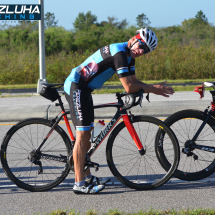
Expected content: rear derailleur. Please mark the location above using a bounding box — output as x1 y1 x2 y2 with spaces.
28 149 43 174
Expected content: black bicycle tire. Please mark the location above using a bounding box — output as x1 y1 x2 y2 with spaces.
0 118 72 192
106 115 180 190
157 109 215 181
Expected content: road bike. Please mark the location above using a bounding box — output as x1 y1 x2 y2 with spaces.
0 83 179 192
156 81 215 181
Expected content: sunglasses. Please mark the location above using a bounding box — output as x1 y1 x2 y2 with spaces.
137 39 150 54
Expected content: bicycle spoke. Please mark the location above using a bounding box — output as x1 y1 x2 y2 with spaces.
2 119 70 191
113 145 137 153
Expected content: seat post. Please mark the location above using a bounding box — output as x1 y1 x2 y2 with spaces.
57 95 65 112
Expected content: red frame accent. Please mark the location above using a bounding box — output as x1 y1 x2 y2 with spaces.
91 117 122 156
122 115 144 150
211 102 215 112
62 111 75 141
194 85 204 99
61 112 144 153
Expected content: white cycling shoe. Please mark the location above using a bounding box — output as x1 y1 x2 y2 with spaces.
85 175 111 185
73 182 105 194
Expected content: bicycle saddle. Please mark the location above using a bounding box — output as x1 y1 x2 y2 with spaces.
42 83 64 89
204 82 215 88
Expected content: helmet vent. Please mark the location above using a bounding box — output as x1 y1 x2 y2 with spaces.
149 37 153 44
146 33 149 42
151 40 156 46
136 28 158 52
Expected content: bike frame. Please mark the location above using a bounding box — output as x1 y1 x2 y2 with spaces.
35 94 145 163
186 90 215 153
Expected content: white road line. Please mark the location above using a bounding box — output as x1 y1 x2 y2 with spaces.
0 178 215 189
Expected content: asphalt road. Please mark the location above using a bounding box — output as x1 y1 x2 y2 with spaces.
0 91 212 122
0 120 215 215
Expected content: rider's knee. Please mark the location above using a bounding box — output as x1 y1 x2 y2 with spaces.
76 130 91 143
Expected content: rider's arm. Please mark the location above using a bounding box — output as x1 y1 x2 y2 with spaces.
130 74 148 86
119 76 151 94
114 51 174 97
119 75 175 97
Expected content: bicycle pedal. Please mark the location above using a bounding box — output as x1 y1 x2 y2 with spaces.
193 154 198 160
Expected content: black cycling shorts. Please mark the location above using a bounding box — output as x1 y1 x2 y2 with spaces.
65 82 94 131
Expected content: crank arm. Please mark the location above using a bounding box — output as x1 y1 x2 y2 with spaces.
84 161 99 171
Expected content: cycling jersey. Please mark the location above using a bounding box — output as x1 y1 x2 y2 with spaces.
64 42 135 95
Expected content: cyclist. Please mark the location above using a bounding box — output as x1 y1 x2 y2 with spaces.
64 28 175 194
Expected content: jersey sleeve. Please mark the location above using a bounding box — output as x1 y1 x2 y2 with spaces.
113 51 130 78
128 58 135 76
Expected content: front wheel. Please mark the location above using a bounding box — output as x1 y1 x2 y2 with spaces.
106 115 180 190
156 109 215 181
1 118 72 192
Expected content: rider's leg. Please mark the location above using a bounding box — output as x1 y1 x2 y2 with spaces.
82 127 111 185
82 127 93 178
73 130 91 183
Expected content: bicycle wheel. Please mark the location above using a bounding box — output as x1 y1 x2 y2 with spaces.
157 109 215 181
1 118 72 192
106 115 179 190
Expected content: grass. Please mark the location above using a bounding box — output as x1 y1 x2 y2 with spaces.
31 208 215 215
0 95 36 97
92 85 211 94
0 85 212 97
103 79 212 86
0 84 37 89
0 79 210 90
0 79 212 96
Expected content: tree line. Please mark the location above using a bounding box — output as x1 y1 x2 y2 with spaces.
0 10 213 56
0 10 214 85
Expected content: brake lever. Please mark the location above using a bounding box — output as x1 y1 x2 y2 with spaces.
139 94 143 107
146 93 150 102
194 85 204 99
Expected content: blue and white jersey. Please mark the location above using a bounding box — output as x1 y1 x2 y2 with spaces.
64 42 135 95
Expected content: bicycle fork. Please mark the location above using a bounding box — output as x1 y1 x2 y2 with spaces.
123 115 145 155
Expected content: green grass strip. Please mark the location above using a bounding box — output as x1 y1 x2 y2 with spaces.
0 85 211 97
0 79 212 90
33 208 215 215
103 79 213 86
92 85 211 94
0 84 37 89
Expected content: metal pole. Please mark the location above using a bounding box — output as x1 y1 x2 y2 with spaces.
37 0 47 93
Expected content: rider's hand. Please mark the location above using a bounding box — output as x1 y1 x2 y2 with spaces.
152 81 175 97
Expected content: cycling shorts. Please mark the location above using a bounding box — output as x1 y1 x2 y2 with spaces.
65 82 94 131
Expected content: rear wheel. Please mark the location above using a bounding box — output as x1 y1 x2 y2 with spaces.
157 110 215 181
106 115 180 190
1 118 71 192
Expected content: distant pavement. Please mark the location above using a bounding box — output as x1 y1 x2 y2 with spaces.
0 87 211 121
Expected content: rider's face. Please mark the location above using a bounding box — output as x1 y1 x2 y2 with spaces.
129 37 145 58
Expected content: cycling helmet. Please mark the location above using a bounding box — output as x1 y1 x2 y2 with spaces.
135 28 158 52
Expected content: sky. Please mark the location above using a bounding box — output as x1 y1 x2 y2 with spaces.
2 0 215 30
